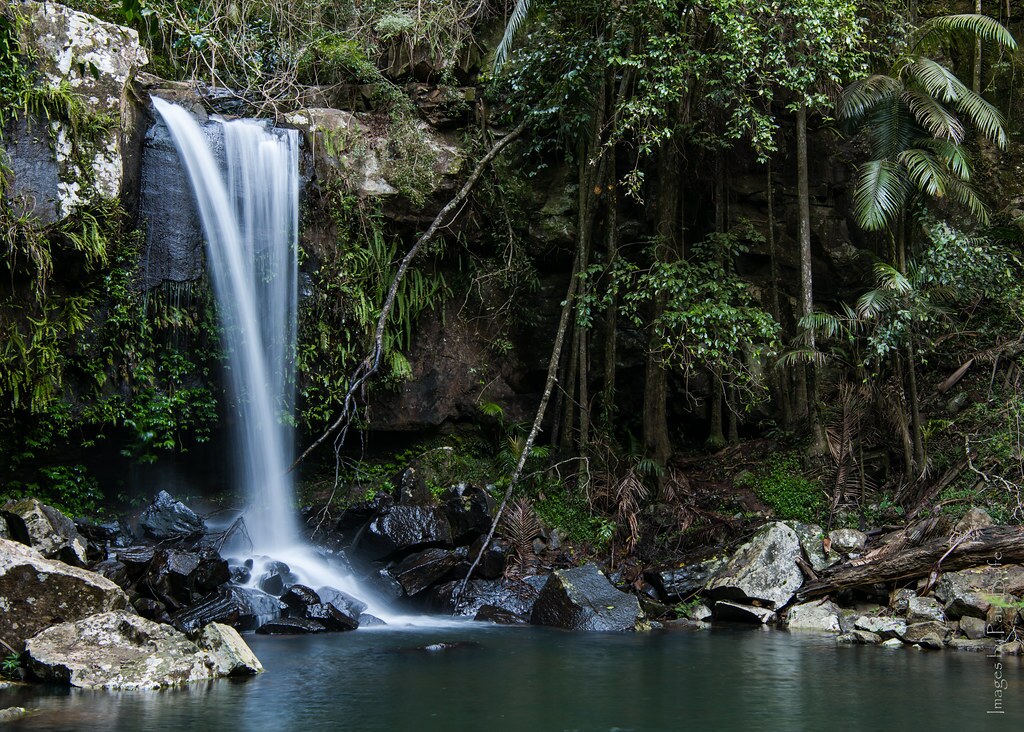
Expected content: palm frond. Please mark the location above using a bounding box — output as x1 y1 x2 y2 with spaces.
852 160 909 231
944 174 991 224
499 496 541 577
856 287 894 318
493 0 532 73
917 138 971 180
776 347 827 368
840 74 901 123
904 57 959 103
897 148 947 198
864 92 916 159
901 88 964 142
915 14 1018 55
945 77 1008 148
873 261 913 294
800 311 844 339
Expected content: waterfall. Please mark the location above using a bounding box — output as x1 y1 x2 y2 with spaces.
151 99 454 626
152 97 300 553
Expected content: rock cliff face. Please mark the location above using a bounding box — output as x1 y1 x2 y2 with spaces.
3 1 148 223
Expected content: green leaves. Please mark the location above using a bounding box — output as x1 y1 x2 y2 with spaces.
852 160 908 231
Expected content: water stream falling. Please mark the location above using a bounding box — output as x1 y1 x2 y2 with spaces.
152 98 422 623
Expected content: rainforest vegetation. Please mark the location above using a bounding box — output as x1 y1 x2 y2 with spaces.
2 0 1024 570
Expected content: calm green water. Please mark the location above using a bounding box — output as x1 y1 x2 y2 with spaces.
3 625 1021 731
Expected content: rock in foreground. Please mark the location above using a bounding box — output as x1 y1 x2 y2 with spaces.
530 564 647 632
0 538 130 650
25 612 262 689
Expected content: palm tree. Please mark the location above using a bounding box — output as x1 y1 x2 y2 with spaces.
840 14 1017 268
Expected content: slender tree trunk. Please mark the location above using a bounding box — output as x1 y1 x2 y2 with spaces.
601 162 619 424
643 144 679 469
974 0 983 95
906 343 925 474
560 325 580 454
727 382 739 444
707 369 725 451
578 325 591 451
896 214 924 476
796 105 826 455
766 161 793 429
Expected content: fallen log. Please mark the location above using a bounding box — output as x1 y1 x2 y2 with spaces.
797 526 1024 600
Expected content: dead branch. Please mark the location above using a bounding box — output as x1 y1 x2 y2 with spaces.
797 525 1024 600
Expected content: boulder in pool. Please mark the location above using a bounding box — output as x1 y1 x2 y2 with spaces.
705 522 804 609
25 612 262 689
530 564 647 632
361 505 453 560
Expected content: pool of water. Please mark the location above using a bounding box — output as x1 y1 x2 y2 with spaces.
3 625 1021 731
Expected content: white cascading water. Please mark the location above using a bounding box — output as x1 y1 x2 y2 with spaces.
152 98 416 623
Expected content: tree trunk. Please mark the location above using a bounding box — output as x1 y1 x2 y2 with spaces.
796 105 825 455
766 161 793 429
601 161 619 425
906 343 925 473
974 0 983 95
707 369 725 451
727 382 739 444
643 144 679 469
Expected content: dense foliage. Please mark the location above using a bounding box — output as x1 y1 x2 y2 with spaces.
2 0 1023 561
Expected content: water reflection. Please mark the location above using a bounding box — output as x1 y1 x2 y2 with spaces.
4 627 1021 731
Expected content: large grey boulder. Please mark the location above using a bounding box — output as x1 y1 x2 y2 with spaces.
899 621 951 647
935 565 1024 620
907 596 945 624
195 623 264 676
1 498 87 566
787 599 842 632
4 2 148 223
428 577 545 618
138 491 207 540
705 522 804 609
0 538 130 650
25 612 261 689
714 601 776 625
530 564 647 632
828 528 867 555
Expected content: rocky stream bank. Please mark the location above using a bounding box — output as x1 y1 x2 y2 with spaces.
2 474 1022 715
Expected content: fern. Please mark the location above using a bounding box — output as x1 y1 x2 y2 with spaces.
499 496 541 577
